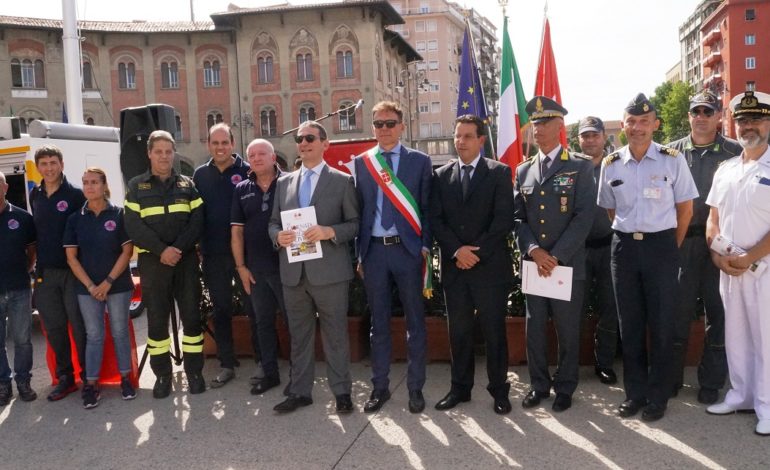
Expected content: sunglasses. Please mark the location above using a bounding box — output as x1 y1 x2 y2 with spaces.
261 191 271 212
735 116 769 126
373 120 401 129
689 108 715 117
294 134 324 144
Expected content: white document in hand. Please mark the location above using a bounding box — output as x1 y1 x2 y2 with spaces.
280 206 323 263
521 260 573 301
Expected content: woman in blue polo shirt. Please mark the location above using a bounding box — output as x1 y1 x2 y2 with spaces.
64 167 135 409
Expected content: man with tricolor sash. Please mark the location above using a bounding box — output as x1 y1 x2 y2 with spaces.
124 130 206 398
353 101 433 414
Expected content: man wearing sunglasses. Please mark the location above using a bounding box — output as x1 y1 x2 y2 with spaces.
353 101 432 414
193 123 252 390
705 90 770 436
269 121 360 414
668 91 741 405
231 139 286 396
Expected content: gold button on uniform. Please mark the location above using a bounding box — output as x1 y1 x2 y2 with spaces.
540 191 545 196
540 219 545 224
540 234 546 239
539 205 545 210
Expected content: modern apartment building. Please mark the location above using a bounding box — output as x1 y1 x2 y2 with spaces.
0 0 418 169
388 0 499 163
678 0 722 89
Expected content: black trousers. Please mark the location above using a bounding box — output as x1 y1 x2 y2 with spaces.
139 252 203 377
584 243 619 369
247 271 284 378
444 279 509 399
671 234 727 391
34 267 86 381
611 230 679 406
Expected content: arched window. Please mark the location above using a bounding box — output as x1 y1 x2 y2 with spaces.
257 55 274 84
207 112 224 131
203 60 221 87
260 108 277 137
161 61 179 89
118 61 136 89
336 50 353 78
34 60 45 88
82 61 94 89
338 102 356 131
11 59 45 88
296 53 313 81
299 104 316 124
86 117 95 125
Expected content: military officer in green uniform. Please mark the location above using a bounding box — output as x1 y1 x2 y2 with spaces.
514 96 595 413
669 90 742 405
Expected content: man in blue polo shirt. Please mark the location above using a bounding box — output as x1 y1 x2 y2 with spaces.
193 123 252 388
232 139 285 395
29 145 87 401
0 171 38 405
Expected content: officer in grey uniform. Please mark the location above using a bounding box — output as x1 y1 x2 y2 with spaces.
514 96 595 413
597 93 698 422
668 91 742 405
577 116 619 385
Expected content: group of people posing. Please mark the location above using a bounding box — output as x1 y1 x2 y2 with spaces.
0 93 768 437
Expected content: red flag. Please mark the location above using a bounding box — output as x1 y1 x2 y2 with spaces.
534 17 567 147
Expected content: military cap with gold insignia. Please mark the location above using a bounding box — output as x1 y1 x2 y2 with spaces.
690 90 721 111
625 93 655 116
526 95 568 123
729 90 770 117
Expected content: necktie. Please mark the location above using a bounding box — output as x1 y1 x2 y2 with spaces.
541 156 551 176
299 169 313 208
380 152 395 230
461 164 472 200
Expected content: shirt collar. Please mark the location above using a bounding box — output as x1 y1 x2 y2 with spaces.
378 143 402 156
540 145 562 162
757 145 770 167
459 154 482 169
80 200 117 215
621 142 658 163
302 160 326 177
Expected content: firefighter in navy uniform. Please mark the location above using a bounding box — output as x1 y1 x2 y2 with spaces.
124 130 205 398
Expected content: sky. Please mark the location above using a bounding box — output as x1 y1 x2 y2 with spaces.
4 0 702 123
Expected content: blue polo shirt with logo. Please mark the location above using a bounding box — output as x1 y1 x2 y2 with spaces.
231 170 280 274
63 202 133 295
193 155 250 256
29 176 86 269
0 203 36 292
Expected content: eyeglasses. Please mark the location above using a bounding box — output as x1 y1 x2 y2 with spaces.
689 108 715 117
735 116 769 126
261 191 271 212
295 134 324 144
373 120 401 129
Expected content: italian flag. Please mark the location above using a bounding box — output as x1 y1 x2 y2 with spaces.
497 17 529 171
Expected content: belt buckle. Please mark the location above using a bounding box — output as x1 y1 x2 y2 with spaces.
383 236 399 246
632 232 644 241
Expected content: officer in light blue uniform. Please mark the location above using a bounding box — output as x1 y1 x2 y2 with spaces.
597 93 698 422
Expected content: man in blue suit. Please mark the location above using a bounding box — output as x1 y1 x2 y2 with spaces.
353 101 432 414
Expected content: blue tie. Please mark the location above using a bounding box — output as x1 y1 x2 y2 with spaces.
299 169 313 208
380 152 395 230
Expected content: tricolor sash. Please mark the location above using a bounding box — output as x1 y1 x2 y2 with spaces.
361 147 422 236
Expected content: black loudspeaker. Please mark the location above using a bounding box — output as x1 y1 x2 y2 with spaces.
119 104 177 184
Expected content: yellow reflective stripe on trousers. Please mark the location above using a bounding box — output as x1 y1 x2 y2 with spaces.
181 334 204 353
167 203 191 214
146 337 171 355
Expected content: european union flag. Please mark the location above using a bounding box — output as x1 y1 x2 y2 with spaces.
456 28 488 123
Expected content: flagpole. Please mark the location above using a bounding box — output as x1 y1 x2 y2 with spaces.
463 12 497 159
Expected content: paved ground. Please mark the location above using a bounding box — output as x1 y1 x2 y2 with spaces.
1 314 767 470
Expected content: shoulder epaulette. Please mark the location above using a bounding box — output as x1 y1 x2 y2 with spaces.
573 152 591 161
517 155 537 167
602 152 620 166
660 145 679 157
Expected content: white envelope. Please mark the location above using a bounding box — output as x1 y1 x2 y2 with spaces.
521 260 573 301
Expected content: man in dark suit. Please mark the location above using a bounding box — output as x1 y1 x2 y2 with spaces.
513 96 595 412
430 115 514 414
268 121 360 414
353 101 432 414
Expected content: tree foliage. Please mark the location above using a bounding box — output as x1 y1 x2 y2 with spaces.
650 80 693 144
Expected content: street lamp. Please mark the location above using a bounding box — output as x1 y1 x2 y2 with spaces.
231 112 254 156
396 68 429 145
498 0 508 17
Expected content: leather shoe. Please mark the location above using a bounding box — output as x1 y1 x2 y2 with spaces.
188 374 206 395
364 389 391 413
408 390 425 413
595 367 617 385
47 376 78 402
152 375 172 399
521 389 550 408
706 401 740 415
618 399 647 417
641 403 666 422
756 419 770 436
552 393 572 412
274 394 313 413
697 388 719 405
251 375 281 395
435 391 471 410
494 396 512 415
336 394 353 413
